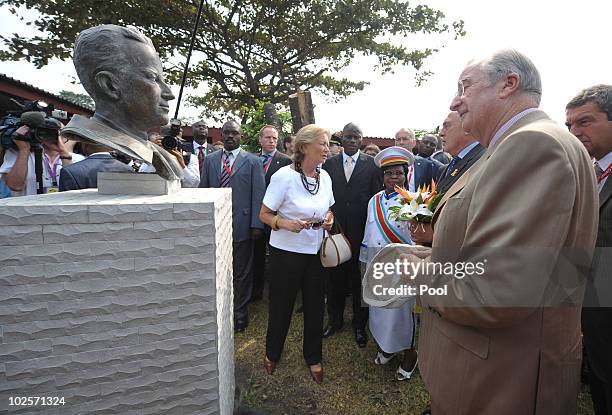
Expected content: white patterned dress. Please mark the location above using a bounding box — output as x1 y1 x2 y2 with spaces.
360 190 416 354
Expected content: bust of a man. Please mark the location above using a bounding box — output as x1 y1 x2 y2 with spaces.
62 24 182 180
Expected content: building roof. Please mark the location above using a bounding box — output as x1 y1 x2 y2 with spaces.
0 73 94 115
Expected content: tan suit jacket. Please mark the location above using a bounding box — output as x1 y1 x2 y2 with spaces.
419 110 598 414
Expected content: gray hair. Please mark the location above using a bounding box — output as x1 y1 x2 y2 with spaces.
73 25 155 101
395 128 415 140
566 84 612 121
475 49 542 105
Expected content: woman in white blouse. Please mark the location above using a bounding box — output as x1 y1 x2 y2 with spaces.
259 124 334 384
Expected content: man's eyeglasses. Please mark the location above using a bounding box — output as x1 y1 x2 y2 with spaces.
456 80 465 98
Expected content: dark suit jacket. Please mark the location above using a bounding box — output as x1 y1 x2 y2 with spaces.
323 152 383 255
413 155 444 189
582 176 612 383
58 153 132 191
200 149 265 243
436 143 485 194
262 150 292 187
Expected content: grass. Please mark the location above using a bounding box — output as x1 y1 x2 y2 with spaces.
235 299 595 415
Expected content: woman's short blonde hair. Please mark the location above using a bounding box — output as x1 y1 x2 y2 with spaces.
293 124 330 163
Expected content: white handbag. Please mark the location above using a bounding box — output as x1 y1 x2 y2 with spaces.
320 223 352 268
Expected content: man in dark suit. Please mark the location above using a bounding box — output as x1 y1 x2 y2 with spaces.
183 120 215 177
200 120 266 333
251 125 292 302
566 84 612 415
436 111 485 193
59 142 132 191
322 122 382 347
411 112 484 247
394 129 443 190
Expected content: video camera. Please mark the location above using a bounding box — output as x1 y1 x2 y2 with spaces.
161 118 183 151
1 100 63 150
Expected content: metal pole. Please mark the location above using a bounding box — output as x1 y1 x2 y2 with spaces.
174 0 206 119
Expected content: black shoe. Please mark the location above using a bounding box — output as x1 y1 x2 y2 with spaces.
322 324 343 338
235 319 248 333
354 328 367 348
421 409 431 415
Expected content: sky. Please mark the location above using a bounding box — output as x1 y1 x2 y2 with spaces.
1 0 610 137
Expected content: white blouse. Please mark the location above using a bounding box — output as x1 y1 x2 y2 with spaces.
263 165 335 254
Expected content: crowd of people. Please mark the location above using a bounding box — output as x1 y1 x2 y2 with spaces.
0 47 611 415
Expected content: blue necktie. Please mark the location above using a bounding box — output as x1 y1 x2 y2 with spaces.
445 156 460 178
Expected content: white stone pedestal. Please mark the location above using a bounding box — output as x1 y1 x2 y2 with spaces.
0 188 234 415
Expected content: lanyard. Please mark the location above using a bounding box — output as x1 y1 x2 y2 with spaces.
598 164 612 184
408 165 413 187
223 154 233 176
44 153 59 185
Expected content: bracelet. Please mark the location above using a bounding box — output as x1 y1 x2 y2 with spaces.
271 215 280 231
59 155 72 160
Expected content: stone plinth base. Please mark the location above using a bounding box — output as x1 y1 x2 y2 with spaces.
97 172 181 195
0 188 234 414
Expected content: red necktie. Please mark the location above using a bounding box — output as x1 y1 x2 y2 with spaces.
198 146 204 173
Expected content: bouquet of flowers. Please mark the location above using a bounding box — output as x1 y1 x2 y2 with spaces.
388 180 443 223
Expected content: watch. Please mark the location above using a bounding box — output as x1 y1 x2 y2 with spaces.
59 155 72 160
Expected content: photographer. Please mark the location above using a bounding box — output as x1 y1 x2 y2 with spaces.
139 125 200 187
0 124 84 196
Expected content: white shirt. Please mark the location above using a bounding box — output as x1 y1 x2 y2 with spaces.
192 142 208 156
139 153 200 188
596 151 612 193
263 165 335 254
0 149 84 196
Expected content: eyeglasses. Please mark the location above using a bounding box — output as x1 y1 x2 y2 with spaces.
456 80 465 97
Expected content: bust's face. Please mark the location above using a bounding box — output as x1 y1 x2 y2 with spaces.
116 40 175 132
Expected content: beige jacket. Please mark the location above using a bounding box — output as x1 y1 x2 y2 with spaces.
419 110 598 414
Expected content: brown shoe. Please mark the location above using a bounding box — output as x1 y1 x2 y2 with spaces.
264 356 276 375
309 364 323 384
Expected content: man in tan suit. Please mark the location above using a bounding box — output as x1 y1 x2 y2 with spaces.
408 50 599 414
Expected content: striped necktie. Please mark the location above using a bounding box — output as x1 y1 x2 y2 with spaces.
220 151 231 187
261 153 272 173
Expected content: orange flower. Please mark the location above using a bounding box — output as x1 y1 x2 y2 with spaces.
394 185 412 201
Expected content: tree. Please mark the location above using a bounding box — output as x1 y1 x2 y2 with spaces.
58 90 94 110
240 101 292 152
0 0 465 120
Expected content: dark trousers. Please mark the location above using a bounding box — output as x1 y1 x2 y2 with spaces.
326 255 368 329
233 239 254 322
265 246 325 366
252 229 270 301
583 307 612 414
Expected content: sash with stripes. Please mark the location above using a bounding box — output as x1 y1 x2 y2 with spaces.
374 192 410 244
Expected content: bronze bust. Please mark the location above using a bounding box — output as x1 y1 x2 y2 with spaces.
62 24 182 180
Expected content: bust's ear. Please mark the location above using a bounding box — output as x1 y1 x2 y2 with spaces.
94 71 121 101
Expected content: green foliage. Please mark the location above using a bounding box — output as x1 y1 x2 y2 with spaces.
57 89 94 110
0 0 465 119
240 101 291 153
